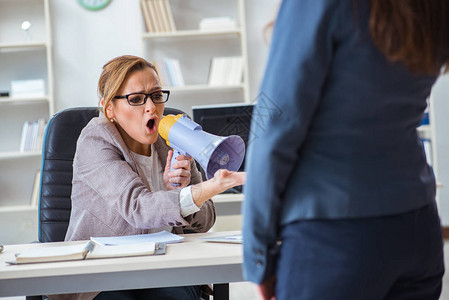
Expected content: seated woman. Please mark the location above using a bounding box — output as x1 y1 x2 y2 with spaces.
53 55 245 300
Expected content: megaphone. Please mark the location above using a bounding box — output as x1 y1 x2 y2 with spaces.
158 114 245 181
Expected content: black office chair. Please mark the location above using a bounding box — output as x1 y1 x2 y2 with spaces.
28 107 223 300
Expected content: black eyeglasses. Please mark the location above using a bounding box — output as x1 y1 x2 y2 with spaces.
114 90 170 106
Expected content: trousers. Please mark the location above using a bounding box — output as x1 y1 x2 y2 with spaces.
93 285 200 300
276 202 444 300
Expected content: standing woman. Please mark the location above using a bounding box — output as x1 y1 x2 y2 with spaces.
49 55 245 300
243 1 448 299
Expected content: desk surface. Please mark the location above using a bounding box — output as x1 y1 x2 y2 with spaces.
0 231 243 297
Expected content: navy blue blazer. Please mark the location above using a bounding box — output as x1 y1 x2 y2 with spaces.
243 0 439 283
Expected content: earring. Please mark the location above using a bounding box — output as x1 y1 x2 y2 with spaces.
110 118 114 123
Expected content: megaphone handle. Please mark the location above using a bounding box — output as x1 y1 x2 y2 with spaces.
170 150 182 187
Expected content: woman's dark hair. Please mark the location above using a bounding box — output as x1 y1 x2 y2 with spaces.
369 0 449 74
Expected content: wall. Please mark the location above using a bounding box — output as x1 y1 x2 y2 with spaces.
432 74 449 225
48 1 449 225
50 0 276 111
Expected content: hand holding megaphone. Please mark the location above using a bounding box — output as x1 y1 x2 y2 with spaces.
158 114 246 186
163 149 193 188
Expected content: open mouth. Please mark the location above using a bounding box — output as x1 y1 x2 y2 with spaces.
147 118 156 130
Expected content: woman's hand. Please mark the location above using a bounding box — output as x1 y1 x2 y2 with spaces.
211 169 246 191
191 169 246 207
164 150 192 190
257 276 276 300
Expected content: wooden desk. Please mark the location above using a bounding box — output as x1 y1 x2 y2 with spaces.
0 231 243 298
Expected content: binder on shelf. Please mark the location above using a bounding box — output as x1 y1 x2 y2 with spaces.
145 0 161 32
19 118 47 153
140 0 155 33
141 0 176 33
156 0 170 32
162 0 176 32
150 0 165 32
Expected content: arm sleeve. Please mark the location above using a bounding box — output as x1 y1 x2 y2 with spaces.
180 160 216 233
179 186 200 217
242 0 338 284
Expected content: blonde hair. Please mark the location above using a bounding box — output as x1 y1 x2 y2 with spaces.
98 55 157 120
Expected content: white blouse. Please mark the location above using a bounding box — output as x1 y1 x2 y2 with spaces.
130 145 200 233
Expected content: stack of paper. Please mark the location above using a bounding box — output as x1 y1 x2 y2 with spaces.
11 79 45 98
90 230 185 246
10 241 165 264
199 17 237 31
208 56 243 86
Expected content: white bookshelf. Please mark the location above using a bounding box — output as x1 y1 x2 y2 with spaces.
0 40 47 49
140 0 250 116
0 0 53 226
0 95 50 104
0 151 41 160
142 28 241 39
418 94 442 205
166 83 245 93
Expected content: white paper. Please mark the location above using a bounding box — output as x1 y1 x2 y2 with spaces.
91 230 184 246
201 234 242 244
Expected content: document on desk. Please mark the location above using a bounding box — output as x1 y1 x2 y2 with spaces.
201 233 242 244
91 230 184 246
8 241 166 264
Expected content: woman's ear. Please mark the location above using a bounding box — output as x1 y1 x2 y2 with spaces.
104 99 116 121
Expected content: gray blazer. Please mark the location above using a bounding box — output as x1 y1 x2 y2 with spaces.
48 114 215 300
66 114 216 241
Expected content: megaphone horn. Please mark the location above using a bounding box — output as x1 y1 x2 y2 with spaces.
158 114 245 182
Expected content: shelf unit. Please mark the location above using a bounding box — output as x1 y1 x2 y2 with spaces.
141 0 250 116
418 94 442 204
0 0 53 243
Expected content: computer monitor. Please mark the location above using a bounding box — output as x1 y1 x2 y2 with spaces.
192 103 254 192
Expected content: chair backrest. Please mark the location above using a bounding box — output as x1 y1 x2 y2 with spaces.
38 106 186 242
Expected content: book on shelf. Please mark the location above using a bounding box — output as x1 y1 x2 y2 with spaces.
208 56 243 86
147 0 166 32
153 58 185 86
30 170 41 207
162 0 176 32
140 0 155 33
19 118 47 153
8 241 166 265
141 0 176 33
